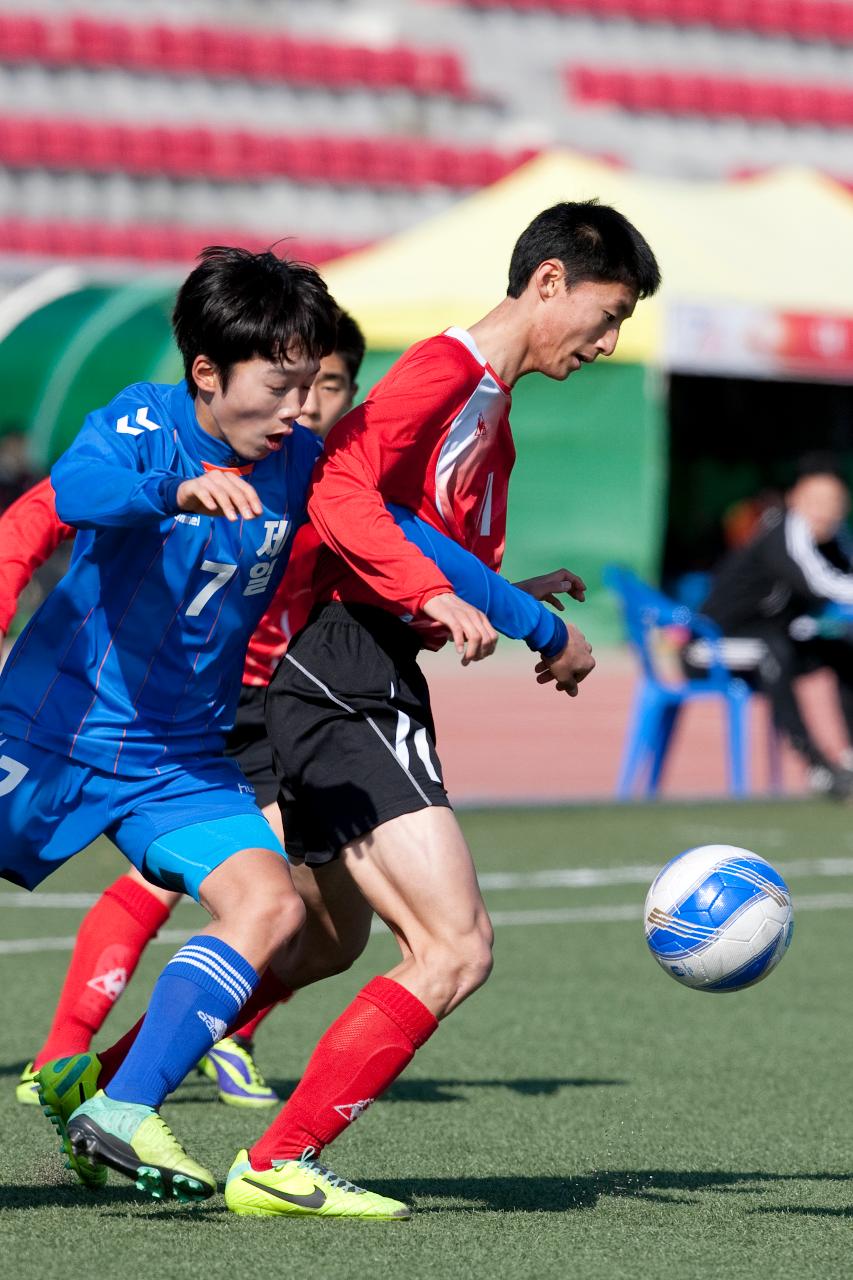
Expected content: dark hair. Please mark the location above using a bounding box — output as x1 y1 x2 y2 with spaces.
333 308 366 385
507 200 661 300
794 451 846 484
173 246 339 394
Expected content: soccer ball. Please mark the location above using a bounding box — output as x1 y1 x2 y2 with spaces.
644 844 793 992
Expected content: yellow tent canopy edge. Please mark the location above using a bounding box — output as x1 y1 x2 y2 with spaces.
323 151 853 364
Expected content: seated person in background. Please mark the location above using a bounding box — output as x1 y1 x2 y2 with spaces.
683 456 853 798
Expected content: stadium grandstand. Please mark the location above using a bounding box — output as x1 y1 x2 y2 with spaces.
0 0 851 269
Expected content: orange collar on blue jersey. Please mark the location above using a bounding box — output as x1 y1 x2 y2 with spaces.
201 459 255 477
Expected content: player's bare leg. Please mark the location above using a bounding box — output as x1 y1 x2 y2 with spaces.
195 847 305 972
341 807 493 1015
269 856 375 988
226 807 492 1219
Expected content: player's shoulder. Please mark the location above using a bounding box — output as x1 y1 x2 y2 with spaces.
386 330 481 384
96 380 186 428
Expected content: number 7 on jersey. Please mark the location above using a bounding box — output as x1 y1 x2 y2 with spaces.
186 560 237 617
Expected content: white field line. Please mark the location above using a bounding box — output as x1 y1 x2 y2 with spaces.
477 858 853 891
0 928 191 956
2 894 853 957
3 856 853 912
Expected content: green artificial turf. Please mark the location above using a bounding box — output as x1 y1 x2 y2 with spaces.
2 800 852 1279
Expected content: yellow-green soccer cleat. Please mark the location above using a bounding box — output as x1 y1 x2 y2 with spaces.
196 1036 279 1109
224 1147 411 1220
16 1061 39 1105
36 1053 106 1190
66 1090 216 1203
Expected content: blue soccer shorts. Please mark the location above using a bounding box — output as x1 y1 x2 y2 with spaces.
0 732 285 901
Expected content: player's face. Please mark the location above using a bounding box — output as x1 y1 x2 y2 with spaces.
297 353 357 440
534 272 637 380
790 474 851 543
193 349 320 461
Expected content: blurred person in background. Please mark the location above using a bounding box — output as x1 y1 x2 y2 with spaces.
0 431 39 510
684 455 853 798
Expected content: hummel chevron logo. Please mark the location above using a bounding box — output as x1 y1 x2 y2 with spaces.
242 1177 327 1209
333 1098 374 1123
86 967 128 1002
197 1010 228 1043
116 406 161 435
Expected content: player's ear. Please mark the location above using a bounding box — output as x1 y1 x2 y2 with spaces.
191 354 223 396
534 260 566 301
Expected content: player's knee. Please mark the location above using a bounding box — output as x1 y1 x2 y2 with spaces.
315 931 367 978
240 885 306 955
455 927 494 998
423 924 494 1011
288 926 370 987
301 948 356 984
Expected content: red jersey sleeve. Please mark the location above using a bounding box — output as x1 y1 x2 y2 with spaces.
307 337 484 616
0 477 74 632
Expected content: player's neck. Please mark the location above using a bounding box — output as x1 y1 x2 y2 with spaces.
467 298 534 388
193 392 226 443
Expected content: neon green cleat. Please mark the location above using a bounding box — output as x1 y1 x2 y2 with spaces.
36 1053 106 1189
16 1061 39 1105
197 1036 279 1108
224 1147 411 1219
66 1090 216 1203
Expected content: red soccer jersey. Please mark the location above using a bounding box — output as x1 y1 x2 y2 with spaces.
0 475 297 686
308 328 515 646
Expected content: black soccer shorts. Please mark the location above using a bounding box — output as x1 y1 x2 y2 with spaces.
224 682 279 809
265 602 451 865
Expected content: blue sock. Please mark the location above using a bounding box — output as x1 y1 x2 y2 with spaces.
106 935 259 1108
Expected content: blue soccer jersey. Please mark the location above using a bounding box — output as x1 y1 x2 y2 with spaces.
0 381 320 776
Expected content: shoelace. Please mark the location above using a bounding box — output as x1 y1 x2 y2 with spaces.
297 1150 365 1195
152 1114 185 1152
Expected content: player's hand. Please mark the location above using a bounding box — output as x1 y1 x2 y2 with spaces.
422 592 498 665
176 472 263 522
514 567 587 607
534 623 595 696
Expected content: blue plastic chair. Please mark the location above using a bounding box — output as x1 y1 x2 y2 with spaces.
603 565 780 798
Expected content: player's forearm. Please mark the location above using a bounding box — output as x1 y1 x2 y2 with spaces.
0 478 74 629
391 506 568 657
52 455 183 528
307 482 452 615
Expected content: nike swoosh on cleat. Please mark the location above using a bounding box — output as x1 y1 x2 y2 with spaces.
242 1177 327 1209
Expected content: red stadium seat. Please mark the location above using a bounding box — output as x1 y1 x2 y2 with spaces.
0 15 44 61
0 112 537 190
567 63 853 127
0 10 478 96
444 0 853 43
0 215 366 264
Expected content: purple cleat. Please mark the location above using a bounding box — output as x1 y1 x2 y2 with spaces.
197 1036 279 1108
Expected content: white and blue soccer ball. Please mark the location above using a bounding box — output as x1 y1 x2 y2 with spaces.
644 844 794 992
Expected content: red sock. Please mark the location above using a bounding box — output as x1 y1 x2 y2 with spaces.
97 965 293 1086
233 997 288 1045
33 875 171 1069
249 976 437 1170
